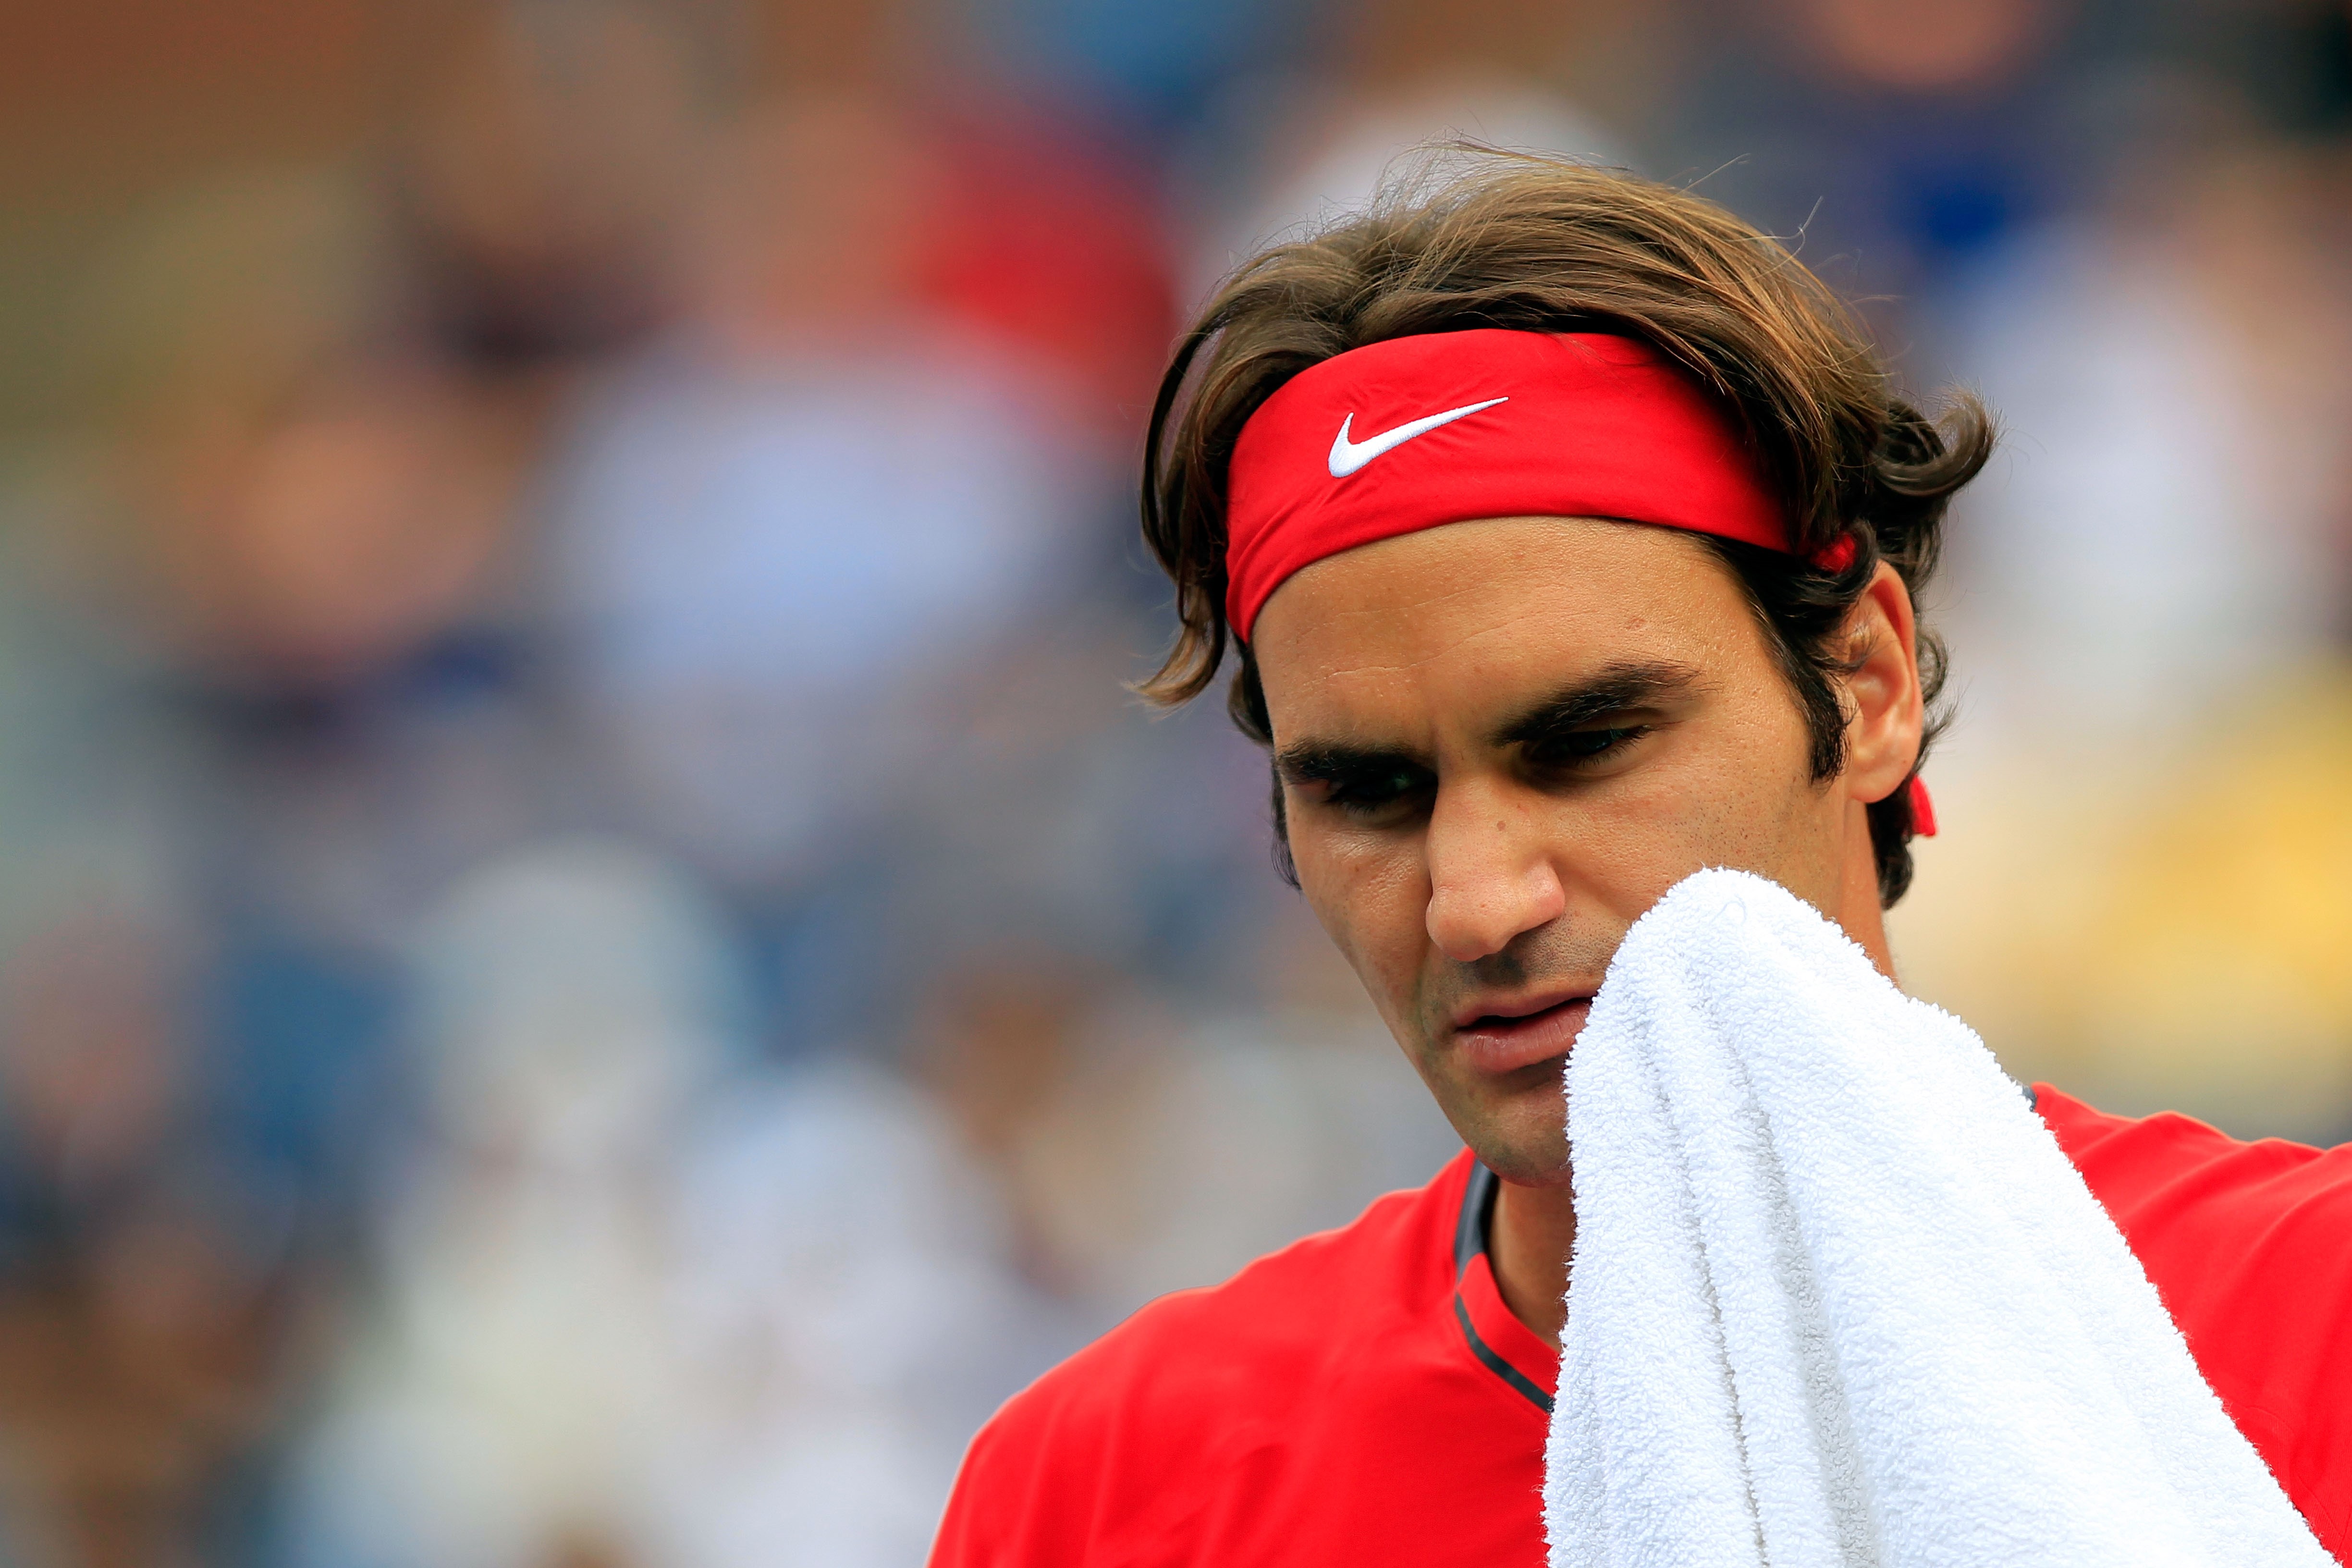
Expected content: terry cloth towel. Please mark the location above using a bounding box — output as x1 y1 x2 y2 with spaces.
1544 868 2331 1568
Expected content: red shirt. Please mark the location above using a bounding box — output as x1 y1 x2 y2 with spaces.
931 1086 2352 1565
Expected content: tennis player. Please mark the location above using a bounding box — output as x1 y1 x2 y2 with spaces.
929 156 2352 1565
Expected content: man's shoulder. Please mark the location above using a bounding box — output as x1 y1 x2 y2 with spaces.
2038 1082 2352 1548
929 1149 1513 1566
954 1149 1474 1475
1021 1149 1470 1422
2037 1082 2352 1336
2037 1083 2352 1242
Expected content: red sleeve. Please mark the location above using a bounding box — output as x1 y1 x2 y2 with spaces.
2038 1085 2352 1558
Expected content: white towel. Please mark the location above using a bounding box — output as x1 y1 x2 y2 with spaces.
1544 868 2330 1568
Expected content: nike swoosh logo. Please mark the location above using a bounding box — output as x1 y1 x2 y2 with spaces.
1327 396 1509 478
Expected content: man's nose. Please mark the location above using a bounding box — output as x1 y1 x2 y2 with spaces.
1423 779 1567 964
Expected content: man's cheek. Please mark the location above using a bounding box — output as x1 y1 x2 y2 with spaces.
1294 838 1347 938
1580 783 1751 911
1300 849 1422 1028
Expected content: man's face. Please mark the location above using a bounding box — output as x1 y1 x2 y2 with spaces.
1251 516 1860 1185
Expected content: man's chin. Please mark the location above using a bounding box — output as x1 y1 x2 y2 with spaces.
1473 1137 1575 1188
1434 1072 1571 1186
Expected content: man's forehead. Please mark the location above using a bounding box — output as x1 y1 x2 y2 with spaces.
1256 515 1726 639
1252 516 1740 723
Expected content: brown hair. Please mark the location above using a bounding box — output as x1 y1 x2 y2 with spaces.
1136 151 1992 906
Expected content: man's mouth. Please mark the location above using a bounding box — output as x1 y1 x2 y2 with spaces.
1448 990 1595 1076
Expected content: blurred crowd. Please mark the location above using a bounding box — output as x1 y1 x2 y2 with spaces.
0 0 2349 1563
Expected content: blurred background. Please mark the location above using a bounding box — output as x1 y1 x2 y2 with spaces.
0 0 2348 1561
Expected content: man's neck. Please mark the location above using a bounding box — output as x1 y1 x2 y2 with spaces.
1489 1175 1577 1350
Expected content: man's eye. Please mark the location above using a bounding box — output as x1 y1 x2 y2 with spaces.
1324 767 1432 815
1530 726 1648 768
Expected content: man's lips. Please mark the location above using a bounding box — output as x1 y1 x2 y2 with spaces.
1448 990 1595 1075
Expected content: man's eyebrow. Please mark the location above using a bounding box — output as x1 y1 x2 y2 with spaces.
1273 739 1429 786
1488 660 1706 749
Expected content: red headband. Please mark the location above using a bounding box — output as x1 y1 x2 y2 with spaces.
1223 329 1805 637
1222 328 1933 834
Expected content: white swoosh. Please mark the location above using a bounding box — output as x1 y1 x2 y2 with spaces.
1327 396 1510 478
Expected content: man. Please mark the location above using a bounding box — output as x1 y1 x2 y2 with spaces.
929 157 2352 1564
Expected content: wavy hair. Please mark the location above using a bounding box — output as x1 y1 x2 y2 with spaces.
1139 151 1992 906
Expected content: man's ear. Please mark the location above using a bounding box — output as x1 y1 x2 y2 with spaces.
1840 562 1924 805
